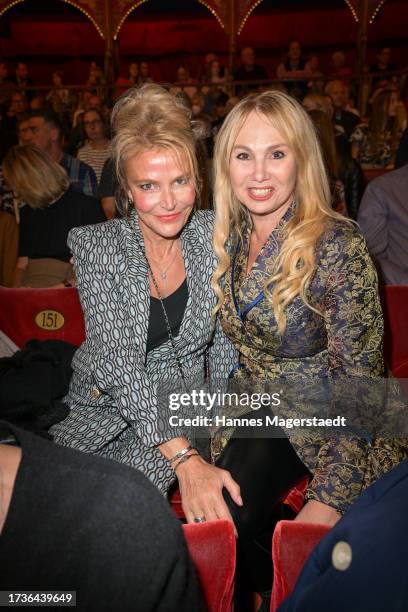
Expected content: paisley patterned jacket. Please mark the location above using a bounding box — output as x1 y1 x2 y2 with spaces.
218 202 407 513
51 210 237 493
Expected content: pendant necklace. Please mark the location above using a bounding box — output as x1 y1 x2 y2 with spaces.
148 242 179 295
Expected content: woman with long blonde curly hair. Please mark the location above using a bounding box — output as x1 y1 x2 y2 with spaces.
211 90 407 602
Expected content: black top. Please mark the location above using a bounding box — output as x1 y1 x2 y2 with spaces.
18 186 105 261
97 157 118 199
0 422 204 612
146 279 189 353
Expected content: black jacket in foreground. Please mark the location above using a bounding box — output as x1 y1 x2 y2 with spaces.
0 422 205 612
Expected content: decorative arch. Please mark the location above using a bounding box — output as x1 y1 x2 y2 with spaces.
113 0 225 40
343 0 388 23
0 0 105 37
112 0 148 40
237 0 265 35
196 0 225 29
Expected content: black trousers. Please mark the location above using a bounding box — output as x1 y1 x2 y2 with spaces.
216 414 310 595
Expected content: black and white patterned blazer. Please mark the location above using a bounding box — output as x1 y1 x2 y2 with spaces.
51 210 237 493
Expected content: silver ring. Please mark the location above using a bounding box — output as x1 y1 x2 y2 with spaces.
193 516 206 523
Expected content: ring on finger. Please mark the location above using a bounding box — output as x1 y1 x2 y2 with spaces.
193 516 206 523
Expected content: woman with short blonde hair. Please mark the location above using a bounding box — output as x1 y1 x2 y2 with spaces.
3 144 105 288
3 144 69 209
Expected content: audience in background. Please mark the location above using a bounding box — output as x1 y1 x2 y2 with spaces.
77 108 111 183
139 61 152 84
331 51 353 82
201 52 218 83
3 91 27 133
358 164 408 285
175 65 194 85
277 41 309 99
335 135 365 220
370 47 398 89
11 62 35 100
46 70 72 114
24 110 97 196
325 80 360 138
303 93 330 113
115 62 142 98
351 88 407 168
234 46 268 93
309 109 348 216
207 59 227 88
127 62 140 85
0 47 405 285
29 96 46 111
305 54 324 93
2 145 105 288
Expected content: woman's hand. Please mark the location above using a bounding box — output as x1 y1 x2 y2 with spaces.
294 499 341 527
176 454 243 535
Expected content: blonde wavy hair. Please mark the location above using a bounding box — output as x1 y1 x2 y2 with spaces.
212 90 345 334
3 144 69 210
111 83 204 215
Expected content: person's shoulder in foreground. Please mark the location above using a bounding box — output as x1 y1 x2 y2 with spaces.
278 458 408 612
0 421 205 612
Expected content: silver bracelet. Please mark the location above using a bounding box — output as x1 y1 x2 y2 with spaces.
169 445 194 464
174 451 200 472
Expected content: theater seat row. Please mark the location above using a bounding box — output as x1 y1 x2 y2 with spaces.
0 285 407 611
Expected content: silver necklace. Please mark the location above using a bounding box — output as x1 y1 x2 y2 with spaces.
127 220 188 390
146 256 188 392
149 244 179 286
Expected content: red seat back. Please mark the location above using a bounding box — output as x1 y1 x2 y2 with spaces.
381 285 408 374
271 520 330 611
183 520 236 612
0 286 85 348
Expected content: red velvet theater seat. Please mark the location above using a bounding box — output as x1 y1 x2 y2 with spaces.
381 285 408 375
0 286 85 348
270 520 331 612
183 520 236 612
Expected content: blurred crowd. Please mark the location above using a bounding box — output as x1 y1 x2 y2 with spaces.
0 41 407 287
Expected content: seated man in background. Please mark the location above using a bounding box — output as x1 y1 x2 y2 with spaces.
0 419 205 612
358 164 408 284
325 80 360 139
24 110 97 197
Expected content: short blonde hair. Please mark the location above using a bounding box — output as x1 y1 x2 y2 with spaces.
3 144 69 209
212 90 345 333
111 83 203 215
